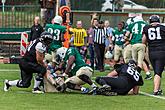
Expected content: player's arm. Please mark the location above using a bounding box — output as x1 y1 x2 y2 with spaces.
142 34 147 44
36 50 45 66
128 86 140 95
35 42 46 67
107 70 118 77
124 31 131 41
64 55 75 74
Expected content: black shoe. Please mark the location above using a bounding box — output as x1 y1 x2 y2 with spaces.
32 87 44 94
96 86 117 96
4 79 11 92
145 74 152 80
153 90 163 95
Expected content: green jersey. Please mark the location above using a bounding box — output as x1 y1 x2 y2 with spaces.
64 47 89 76
128 21 146 44
45 24 66 51
112 27 126 46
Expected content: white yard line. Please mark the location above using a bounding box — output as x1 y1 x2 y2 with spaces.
140 91 165 100
0 69 20 72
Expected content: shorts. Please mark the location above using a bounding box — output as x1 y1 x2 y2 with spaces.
149 51 165 77
65 66 93 85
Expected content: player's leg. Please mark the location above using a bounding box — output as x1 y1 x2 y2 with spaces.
77 67 97 90
143 60 152 80
123 44 132 63
137 43 145 68
95 76 128 95
4 60 33 91
149 51 165 95
132 44 138 64
65 76 89 93
114 45 121 64
32 64 47 93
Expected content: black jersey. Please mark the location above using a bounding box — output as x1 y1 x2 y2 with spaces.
116 64 143 86
143 24 165 51
23 39 46 63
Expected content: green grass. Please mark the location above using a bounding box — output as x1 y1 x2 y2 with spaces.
0 64 165 110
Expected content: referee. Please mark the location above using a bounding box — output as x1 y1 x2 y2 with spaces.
93 19 110 72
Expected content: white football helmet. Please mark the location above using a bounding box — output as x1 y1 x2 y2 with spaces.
56 47 67 61
53 16 63 25
105 51 113 59
133 16 143 22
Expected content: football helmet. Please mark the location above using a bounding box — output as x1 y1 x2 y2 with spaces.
128 60 137 68
149 15 160 24
40 31 53 46
56 47 67 62
105 51 113 59
133 16 143 22
53 16 63 25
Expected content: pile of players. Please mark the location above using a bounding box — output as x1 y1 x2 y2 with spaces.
4 14 164 96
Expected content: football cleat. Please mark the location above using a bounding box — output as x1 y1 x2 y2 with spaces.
81 88 90 94
96 86 117 96
4 79 11 92
153 90 163 95
32 87 44 94
145 74 152 80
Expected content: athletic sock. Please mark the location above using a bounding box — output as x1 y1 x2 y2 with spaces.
80 87 87 91
146 71 151 75
8 80 19 86
91 83 97 88
34 79 41 89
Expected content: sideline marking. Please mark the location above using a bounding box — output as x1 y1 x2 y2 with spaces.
0 69 19 72
140 91 165 100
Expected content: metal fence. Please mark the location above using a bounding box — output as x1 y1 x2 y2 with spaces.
0 5 40 28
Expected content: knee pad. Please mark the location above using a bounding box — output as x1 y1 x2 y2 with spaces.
66 82 76 90
36 74 44 81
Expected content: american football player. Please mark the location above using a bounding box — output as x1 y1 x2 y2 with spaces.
142 15 165 95
45 15 66 63
56 47 97 94
4 32 53 93
95 60 143 96
125 16 147 68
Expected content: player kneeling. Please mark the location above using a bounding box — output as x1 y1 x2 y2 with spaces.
95 60 144 96
4 32 53 93
55 47 97 94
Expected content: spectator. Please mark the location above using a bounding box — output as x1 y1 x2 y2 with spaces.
104 20 113 52
39 0 56 25
87 19 99 69
29 16 43 42
60 0 71 7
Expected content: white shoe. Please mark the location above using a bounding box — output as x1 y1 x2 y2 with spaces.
4 79 10 92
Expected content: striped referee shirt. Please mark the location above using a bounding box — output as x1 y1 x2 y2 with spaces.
93 27 109 44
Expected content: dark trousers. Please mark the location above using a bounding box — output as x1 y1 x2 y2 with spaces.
95 76 133 95
17 59 46 88
94 43 105 70
88 44 94 68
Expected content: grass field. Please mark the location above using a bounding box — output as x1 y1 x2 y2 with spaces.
0 64 165 110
